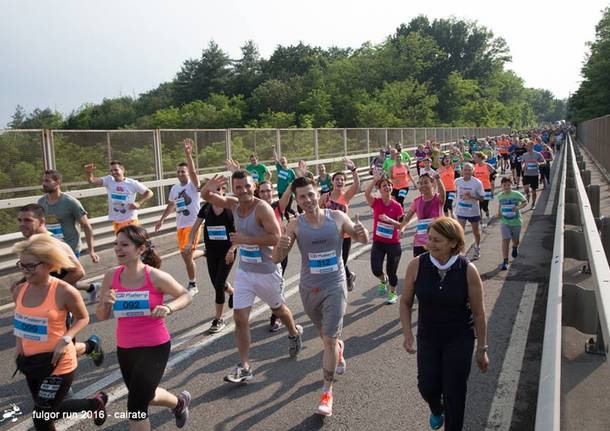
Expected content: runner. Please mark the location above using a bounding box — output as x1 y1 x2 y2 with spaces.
272 147 297 219
382 148 399 177
272 176 369 417
415 144 428 177
85 160 154 234
154 139 203 295
539 144 553 188
513 140 527 189
400 217 488 430
420 158 437 177
320 158 360 291
245 153 271 185
369 149 386 176
401 173 446 257
364 169 404 305
521 141 546 210
439 157 456 217
38 169 101 302
316 164 333 195
12 233 108 430
454 163 485 260
201 170 303 383
16 204 104 366
95 226 192 430
389 152 415 208
497 135 510 174
496 176 527 270
473 152 496 222
185 179 235 333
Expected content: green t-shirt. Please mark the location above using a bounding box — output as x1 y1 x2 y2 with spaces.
318 174 333 194
275 163 296 194
497 191 526 226
382 158 396 175
463 152 473 162
37 193 87 254
246 163 270 184
400 152 411 164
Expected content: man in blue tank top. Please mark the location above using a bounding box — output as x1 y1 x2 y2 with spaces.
272 177 369 417
202 170 304 384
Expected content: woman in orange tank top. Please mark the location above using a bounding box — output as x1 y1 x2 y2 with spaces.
390 154 415 208
474 152 497 220
12 233 107 430
439 156 457 217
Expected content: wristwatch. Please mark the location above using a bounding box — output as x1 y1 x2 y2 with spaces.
477 344 489 352
61 335 72 344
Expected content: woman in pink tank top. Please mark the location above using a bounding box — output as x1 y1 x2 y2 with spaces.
96 225 192 430
12 233 107 430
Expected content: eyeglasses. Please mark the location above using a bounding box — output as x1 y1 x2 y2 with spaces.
258 189 272 194
16 260 44 272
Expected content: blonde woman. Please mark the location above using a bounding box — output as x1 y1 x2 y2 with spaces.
12 234 107 430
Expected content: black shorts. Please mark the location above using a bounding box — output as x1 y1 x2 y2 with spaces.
501 154 509 160
522 175 539 190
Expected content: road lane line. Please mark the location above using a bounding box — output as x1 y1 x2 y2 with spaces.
485 282 538 430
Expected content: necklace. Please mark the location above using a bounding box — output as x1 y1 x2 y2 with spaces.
429 254 458 289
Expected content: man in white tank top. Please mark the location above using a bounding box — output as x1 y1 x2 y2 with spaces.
202 170 303 384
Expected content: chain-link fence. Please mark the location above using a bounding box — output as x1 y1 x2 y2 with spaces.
577 115 610 174
0 126 510 235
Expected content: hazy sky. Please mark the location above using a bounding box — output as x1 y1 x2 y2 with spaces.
2 0 608 127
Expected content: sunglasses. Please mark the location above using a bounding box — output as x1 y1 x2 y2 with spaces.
16 260 44 272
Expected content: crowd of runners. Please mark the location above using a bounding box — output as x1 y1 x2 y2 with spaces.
9 126 568 430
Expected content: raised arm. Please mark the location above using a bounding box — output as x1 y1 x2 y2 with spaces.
364 168 383 207
84 163 104 186
435 174 446 206
344 158 360 201
201 175 238 210
183 138 200 189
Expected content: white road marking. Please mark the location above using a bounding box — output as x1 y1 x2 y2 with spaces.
485 282 538 430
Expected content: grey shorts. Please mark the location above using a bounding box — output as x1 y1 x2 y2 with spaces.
500 223 521 241
299 284 347 338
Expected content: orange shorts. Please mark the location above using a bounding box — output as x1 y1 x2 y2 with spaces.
113 219 139 235
177 226 201 252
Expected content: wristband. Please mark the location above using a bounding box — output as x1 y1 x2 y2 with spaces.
165 304 173 315
350 168 357 172
477 344 488 352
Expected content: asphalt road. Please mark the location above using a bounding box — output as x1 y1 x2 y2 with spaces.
0 181 553 431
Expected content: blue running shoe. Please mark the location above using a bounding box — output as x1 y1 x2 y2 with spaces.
429 413 444 430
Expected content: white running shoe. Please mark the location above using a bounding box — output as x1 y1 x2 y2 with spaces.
316 391 333 417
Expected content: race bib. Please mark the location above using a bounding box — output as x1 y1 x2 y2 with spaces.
398 189 408 198
527 162 538 170
278 170 289 180
175 197 187 212
14 312 48 342
46 223 64 240
240 245 262 263
447 192 456 200
207 225 228 241
458 201 473 209
375 221 395 239
416 218 433 234
484 191 493 201
321 184 330 193
308 250 338 274
113 291 151 318
251 172 259 182
501 204 516 219
111 191 128 204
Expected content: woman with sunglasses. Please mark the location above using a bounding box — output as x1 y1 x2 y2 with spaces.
186 181 235 334
12 233 108 430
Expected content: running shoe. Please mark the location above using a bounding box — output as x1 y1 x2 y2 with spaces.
472 246 480 261
88 282 101 303
224 364 254 383
386 291 398 305
347 272 356 292
531 204 536 210
316 391 333 417
87 335 104 367
378 278 388 296
209 318 225 334
173 390 191 428
289 324 304 357
93 391 108 426
187 282 198 296
429 413 444 430
512 247 519 258
269 314 282 333
500 261 509 271
336 339 347 375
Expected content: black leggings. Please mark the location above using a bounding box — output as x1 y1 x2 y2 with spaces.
481 190 491 213
540 164 550 184
117 341 171 421
391 187 409 208
370 241 402 287
206 252 234 305
417 334 474 431
26 371 97 431
444 197 454 214
342 237 352 278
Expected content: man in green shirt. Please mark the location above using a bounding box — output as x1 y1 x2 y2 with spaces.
382 149 399 176
245 154 271 184
496 176 527 270
395 143 411 164
273 147 297 218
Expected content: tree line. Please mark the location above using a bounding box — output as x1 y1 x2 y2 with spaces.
8 16 565 131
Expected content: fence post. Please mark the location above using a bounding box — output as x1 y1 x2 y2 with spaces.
314 129 319 171
343 128 348 156
413 129 416 146
106 131 112 163
586 184 601 219
153 129 165 206
384 129 388 149
192 131 199 173
276 129 281 157
226 129 232 160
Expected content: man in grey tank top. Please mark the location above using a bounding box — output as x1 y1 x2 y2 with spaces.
273 177 369 417
202 170 303 384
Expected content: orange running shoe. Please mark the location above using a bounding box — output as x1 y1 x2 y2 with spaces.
316 391 333 416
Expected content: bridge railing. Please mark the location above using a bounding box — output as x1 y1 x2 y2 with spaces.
577 115 610 176
535 133 610 430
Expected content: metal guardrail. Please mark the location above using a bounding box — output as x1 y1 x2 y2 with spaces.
535 133 610 431
577 115 610 176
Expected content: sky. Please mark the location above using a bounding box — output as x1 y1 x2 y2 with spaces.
1 0 608 127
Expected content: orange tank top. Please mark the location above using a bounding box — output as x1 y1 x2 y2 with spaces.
14 277 77 375
440 166 456 192
391 164 410 189
474 163 491 189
